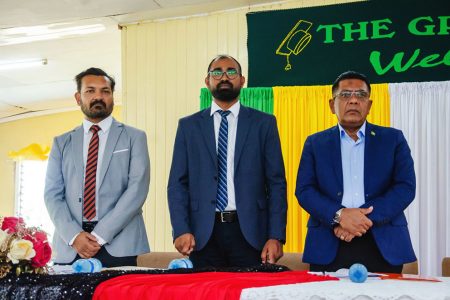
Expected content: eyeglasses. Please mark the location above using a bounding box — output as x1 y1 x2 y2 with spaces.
208 69 240 80
334 90 370 101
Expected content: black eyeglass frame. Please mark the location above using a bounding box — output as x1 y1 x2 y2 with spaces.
208 69 240 80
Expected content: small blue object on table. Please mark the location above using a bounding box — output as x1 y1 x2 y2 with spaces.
168 258 193 269
349 263 368 283
72 258 103 273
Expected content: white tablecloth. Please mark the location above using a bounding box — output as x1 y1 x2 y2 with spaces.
241 277 450 300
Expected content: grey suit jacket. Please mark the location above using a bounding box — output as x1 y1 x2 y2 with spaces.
44 118 150 263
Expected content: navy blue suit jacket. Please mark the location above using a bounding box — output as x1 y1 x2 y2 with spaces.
168 105 287 251
296 122 416 266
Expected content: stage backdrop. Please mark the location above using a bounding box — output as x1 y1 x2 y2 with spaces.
247 0 448 86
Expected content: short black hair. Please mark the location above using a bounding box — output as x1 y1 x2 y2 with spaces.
207 55 242 75
332 71 371 95
75 67 115 92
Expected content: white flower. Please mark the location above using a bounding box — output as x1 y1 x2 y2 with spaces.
0 230 9 251
7 239 36 264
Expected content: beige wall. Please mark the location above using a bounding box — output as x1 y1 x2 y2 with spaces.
122 0 358 251
0 108 122 217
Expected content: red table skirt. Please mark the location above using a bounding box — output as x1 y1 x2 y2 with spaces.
93 270 337 300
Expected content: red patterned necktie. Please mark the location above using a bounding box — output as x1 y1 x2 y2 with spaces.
83 125 101 221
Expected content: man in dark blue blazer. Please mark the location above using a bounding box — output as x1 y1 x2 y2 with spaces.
168 55 287 268
296 71 416 273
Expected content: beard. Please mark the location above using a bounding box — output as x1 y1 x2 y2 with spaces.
80 99 113 120
210 82 241 102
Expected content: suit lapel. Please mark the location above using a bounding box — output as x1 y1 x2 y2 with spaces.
364 122 376 189
200 108 218 167
99 119 123 188
71 126 84 188
330 125 343 189
234 106 251 172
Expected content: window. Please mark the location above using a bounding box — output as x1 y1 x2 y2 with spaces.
15 160 54 241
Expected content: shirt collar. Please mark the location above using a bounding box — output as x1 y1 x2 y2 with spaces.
210 100 240 118
83 115 113 134
338 121 366 140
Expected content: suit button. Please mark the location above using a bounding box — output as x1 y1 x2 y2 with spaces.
214 176 218 181
337 192 342 196
211 200 216 204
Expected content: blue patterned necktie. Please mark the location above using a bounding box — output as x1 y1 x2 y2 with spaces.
216 110 231 211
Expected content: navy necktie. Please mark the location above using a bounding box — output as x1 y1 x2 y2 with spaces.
216 110 231 211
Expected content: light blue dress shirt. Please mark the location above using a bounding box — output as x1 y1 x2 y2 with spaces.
339 122 366 208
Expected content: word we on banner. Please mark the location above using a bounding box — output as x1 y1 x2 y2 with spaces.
247 0 449 86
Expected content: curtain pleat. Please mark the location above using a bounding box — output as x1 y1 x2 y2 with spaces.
273 85 334 252
200 88 213 110
368 83 390 126
199 88 273 113
390 81 450 276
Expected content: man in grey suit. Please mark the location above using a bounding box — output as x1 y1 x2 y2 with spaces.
45 67 150 267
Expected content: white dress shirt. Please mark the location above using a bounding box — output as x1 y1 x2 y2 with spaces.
210 100 240 211
69 115 113 246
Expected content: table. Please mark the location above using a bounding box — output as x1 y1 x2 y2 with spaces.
241 276 450 300
92 270 335 299
0 264 315 299
2 268 449 300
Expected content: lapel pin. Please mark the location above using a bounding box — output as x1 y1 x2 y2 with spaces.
371 131 376 136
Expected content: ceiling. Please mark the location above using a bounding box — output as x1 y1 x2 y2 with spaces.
0 0 276 121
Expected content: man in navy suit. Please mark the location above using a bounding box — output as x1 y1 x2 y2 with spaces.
168 55 287 268
296 71 416 273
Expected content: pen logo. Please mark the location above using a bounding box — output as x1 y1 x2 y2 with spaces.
276 20 313 71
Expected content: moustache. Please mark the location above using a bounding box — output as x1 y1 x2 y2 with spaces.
217 81 233 88
90 100 106 108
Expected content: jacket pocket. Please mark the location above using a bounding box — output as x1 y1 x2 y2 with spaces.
113 148 129 154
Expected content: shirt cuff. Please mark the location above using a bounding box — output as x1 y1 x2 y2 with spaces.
69 232 80 246
91 231 107 246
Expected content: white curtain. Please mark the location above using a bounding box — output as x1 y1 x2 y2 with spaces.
390 81 450 276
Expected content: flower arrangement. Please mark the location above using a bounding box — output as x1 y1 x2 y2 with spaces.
0 216 52 278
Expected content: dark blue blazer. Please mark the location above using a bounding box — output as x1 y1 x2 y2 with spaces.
168 105 287 251
296 122 416 266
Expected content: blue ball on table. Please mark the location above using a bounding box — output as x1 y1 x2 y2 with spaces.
168 258 194 269
349 263 368 283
